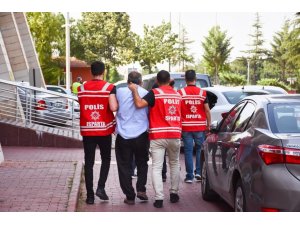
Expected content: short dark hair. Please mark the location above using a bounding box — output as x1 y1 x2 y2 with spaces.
127 71 142 85
185 70 196 82
157 70 170 84
91 61 105 76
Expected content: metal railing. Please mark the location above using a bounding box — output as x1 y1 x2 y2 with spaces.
0 79 81 139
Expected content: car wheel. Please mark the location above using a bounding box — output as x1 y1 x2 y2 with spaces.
201 157 217 201
234 180 246 212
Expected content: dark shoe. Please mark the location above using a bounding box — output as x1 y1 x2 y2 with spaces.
170 193 179 203
162 174 167 182
86 197 94 205
124 198 135 205
195 174 202 182
137 192 148 201
153 200 163 208
96 188 109 200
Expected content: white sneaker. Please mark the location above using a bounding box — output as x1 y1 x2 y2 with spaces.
184 178 193 183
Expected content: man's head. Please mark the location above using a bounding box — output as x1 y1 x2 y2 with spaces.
77 76 82 83
127 71 142 85
185 70 196 82
156 70 170 85
91 61 105 76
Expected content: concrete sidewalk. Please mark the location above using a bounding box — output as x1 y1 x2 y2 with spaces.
0 146 232 212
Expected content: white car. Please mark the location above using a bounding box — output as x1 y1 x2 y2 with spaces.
236 85 288 94
203 86 269 122
46 85 80 119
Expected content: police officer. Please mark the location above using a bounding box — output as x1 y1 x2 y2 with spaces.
77 61 118 204
129 70 182 208
178 70 211 183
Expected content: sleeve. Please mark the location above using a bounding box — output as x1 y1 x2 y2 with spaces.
204 96 209 104
110 86 116 94
142 90 155 107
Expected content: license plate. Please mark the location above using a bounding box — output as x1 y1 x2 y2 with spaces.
54 101 62 108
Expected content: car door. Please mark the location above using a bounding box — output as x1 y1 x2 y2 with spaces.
207 101 246 193
218 101 256 201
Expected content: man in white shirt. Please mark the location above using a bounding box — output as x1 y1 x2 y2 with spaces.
115 71 149 205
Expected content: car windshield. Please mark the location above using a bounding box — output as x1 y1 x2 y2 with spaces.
47 86 67 94
173 79 208 91
222 91 267 104
268 103 300 133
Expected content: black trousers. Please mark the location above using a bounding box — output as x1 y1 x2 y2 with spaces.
83 135 112 198
115 131 149 200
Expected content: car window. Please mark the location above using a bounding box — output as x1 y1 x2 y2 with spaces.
268 103 300 133
232 102 256 132
173 79 208 91
222 91 266 104
47 87 66 94
219 102 246 132
252 110 268 129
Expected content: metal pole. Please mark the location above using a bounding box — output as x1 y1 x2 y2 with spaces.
65 12 71 92
247 58 250 85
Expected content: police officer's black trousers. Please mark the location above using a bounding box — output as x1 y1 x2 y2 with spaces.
83 135 111 198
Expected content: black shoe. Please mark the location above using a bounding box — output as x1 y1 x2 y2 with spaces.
153 200 163 208
162 174 167 182
86 197 94 205
96 188 109 200
124 198 135 205
170 193 179 203
137 192 148 201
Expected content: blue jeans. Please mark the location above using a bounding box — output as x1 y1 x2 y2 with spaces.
182 131 205 180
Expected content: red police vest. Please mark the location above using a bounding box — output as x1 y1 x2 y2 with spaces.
149 86 182 140
178 85 207 132
78 80 116 136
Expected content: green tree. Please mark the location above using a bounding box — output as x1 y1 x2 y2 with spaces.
245 13 268 84
271 20 295 81
176 26 194 71
138 22 177 73
230 58 247 76
201 25 233 84
74 12 135 81
289 12 300 69
26 12 65 84
219 73 246 86
257 78 290 91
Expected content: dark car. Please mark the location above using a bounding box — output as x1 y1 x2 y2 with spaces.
142 72 212 91
201 94 300 212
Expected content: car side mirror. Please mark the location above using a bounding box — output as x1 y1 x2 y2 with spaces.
210 120 219 133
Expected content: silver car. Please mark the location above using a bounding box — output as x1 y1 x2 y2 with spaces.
201 94 300 211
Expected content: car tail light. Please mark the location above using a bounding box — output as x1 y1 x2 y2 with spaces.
261 207 280 212
35 100 47 110
258 145 300 165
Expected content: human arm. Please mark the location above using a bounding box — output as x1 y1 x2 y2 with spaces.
109 86 118 112
204 103 211 130
128 83 149 108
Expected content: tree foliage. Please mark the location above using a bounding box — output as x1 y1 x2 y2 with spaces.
271 19 296 81
202 25 233 85
257 78 290 91
137 22 177 73
219 73 246 86
245 13 269 84
175 26 194 71
26 12 65 84
72 12 135 80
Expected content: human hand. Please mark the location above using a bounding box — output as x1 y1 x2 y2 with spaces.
128 82 138 92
